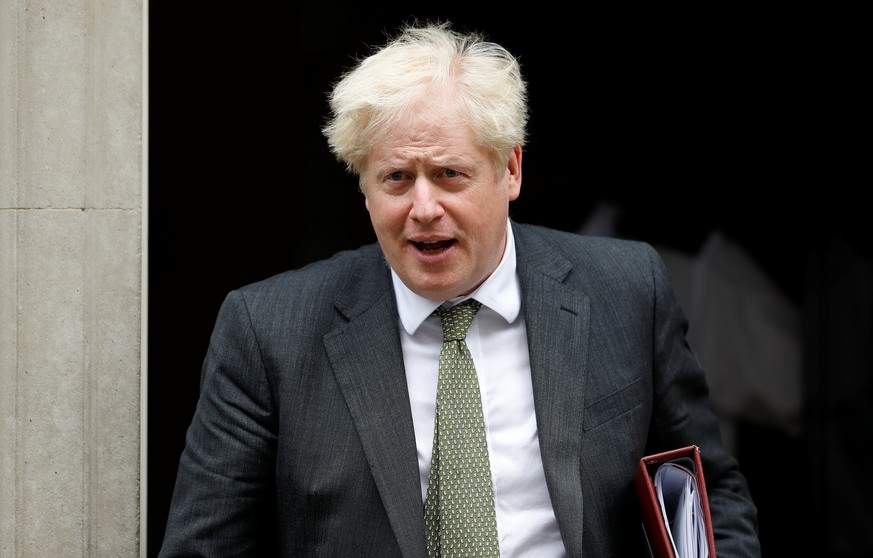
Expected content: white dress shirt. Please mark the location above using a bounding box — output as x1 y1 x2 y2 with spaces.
391 219 567 557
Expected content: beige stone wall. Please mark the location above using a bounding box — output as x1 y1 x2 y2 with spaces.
0 0 145 556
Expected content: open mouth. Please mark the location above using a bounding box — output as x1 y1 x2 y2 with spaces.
412 239 455 253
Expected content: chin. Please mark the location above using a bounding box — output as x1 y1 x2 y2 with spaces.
411 283 461 302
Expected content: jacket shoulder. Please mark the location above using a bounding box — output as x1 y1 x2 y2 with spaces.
514 221 660 267
229 242 389 313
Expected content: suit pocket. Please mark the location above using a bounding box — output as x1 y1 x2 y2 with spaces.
582 375 646 432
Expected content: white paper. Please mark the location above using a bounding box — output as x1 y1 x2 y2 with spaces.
653 458 709 558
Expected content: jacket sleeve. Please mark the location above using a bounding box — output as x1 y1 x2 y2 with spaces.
645 242 762 557
158 289 279 557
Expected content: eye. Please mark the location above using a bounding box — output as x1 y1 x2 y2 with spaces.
387 171 406 181
443 168 461 178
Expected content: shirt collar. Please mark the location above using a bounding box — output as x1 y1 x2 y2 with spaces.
392 218 521 335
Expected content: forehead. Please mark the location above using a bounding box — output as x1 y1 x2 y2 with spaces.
370 105 485 165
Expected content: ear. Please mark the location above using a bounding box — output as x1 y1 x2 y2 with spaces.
506 144 522 201
360 177 372 212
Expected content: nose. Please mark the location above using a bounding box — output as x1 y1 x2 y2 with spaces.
408 178 445 223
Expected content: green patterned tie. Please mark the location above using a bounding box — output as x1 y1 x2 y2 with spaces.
424 299 500 558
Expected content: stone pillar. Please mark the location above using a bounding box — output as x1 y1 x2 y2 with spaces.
0 0 144 556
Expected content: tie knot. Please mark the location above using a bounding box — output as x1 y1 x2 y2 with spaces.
435 299 482 342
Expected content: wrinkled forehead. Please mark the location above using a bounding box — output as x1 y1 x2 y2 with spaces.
378 96 492 154
369 125 484 176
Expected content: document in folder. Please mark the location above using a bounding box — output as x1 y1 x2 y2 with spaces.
633 445 717 558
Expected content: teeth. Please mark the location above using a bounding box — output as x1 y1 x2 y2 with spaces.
416 240 446 253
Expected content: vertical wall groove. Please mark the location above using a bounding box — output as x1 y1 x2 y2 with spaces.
0 3 23 553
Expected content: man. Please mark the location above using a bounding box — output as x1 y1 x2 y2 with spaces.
159 21 761 557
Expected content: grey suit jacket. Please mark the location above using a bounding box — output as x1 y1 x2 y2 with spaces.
159 221 761 557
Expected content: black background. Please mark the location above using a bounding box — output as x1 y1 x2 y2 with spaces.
148 5 868 556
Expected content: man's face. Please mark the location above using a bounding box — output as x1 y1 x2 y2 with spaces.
361 104 522 302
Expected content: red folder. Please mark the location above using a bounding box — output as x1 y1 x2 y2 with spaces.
633 445 717 558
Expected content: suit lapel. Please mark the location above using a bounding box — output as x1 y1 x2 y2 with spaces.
323 252 427 558
514 224 589 555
